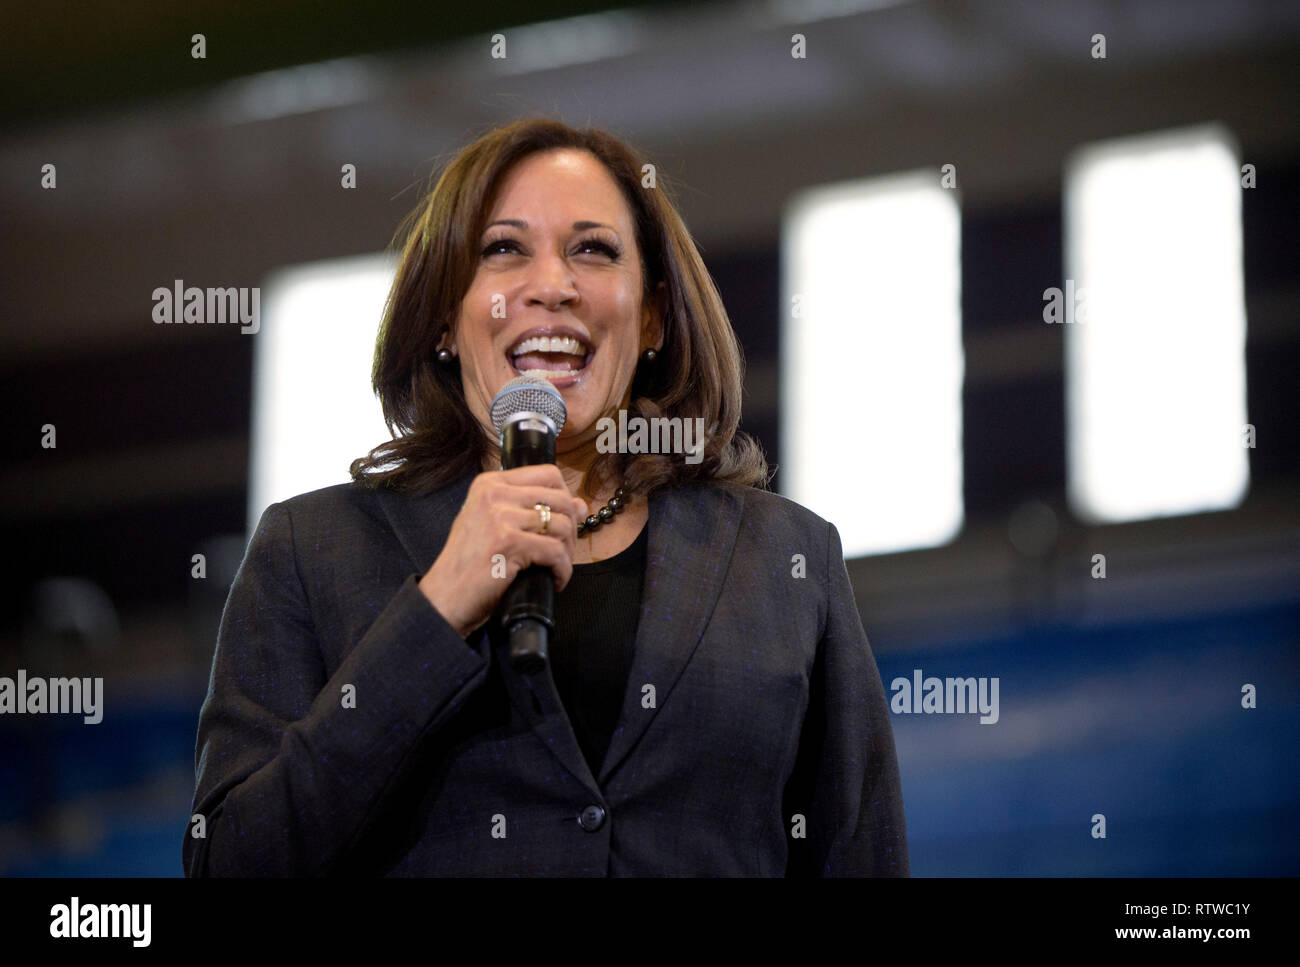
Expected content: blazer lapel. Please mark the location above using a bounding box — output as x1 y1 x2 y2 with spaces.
375 476 746 793
376 476 473 574
596 482 745 786
376 475 597 788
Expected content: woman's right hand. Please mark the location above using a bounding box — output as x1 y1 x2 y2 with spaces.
418 465 589 639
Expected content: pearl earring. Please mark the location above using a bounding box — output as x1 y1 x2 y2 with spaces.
642 348 657 362
437 348 453 363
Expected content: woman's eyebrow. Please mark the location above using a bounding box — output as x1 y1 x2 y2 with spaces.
483 219 616 232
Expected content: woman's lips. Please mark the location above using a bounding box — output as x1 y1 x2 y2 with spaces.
509 350 593 387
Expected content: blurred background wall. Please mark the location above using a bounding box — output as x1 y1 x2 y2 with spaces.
1 0 1297 875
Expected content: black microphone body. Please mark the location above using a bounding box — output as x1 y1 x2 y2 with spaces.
498 417 557 673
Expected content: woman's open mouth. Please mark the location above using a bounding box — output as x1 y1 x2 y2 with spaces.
507 335 593 388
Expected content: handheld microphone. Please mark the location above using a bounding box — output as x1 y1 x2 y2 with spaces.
489 373 568 673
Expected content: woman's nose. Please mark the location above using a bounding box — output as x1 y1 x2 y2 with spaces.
523 249 578 308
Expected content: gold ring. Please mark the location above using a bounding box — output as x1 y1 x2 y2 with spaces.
535 503 551 536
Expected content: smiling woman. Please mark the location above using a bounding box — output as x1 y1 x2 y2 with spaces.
445 147 660 489
351 118 767 507
183 117 909 878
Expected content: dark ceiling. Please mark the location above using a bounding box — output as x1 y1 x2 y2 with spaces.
0 0 686 129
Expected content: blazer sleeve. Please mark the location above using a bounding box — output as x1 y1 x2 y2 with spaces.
182 500 491 876
783 521 910 876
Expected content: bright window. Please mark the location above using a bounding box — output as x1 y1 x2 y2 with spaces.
249 253 396 532
1065 124 1249 524
781 169 964 557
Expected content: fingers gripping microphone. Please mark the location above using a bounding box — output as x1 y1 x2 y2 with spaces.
490 374 568 673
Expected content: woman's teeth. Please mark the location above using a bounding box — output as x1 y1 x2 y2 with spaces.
519 367 581 378
509 335 591 378
512 335 587 356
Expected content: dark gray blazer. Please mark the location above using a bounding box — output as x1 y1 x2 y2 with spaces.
183 475 909 876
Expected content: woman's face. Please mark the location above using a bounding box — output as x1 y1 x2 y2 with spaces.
446 148 663 453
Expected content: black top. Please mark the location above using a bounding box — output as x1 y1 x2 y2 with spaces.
549 522 648 777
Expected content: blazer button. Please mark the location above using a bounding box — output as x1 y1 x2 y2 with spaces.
578 804 606 831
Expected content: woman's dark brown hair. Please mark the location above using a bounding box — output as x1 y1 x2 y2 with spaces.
349 117 770 500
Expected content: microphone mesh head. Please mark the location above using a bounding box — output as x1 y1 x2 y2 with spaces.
490 373 567 435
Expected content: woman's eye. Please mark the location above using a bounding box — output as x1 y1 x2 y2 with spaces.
576 238 621 258
481 237 620 259
482 238 519 257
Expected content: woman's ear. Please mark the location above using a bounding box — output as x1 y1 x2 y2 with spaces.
643 281 667 352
